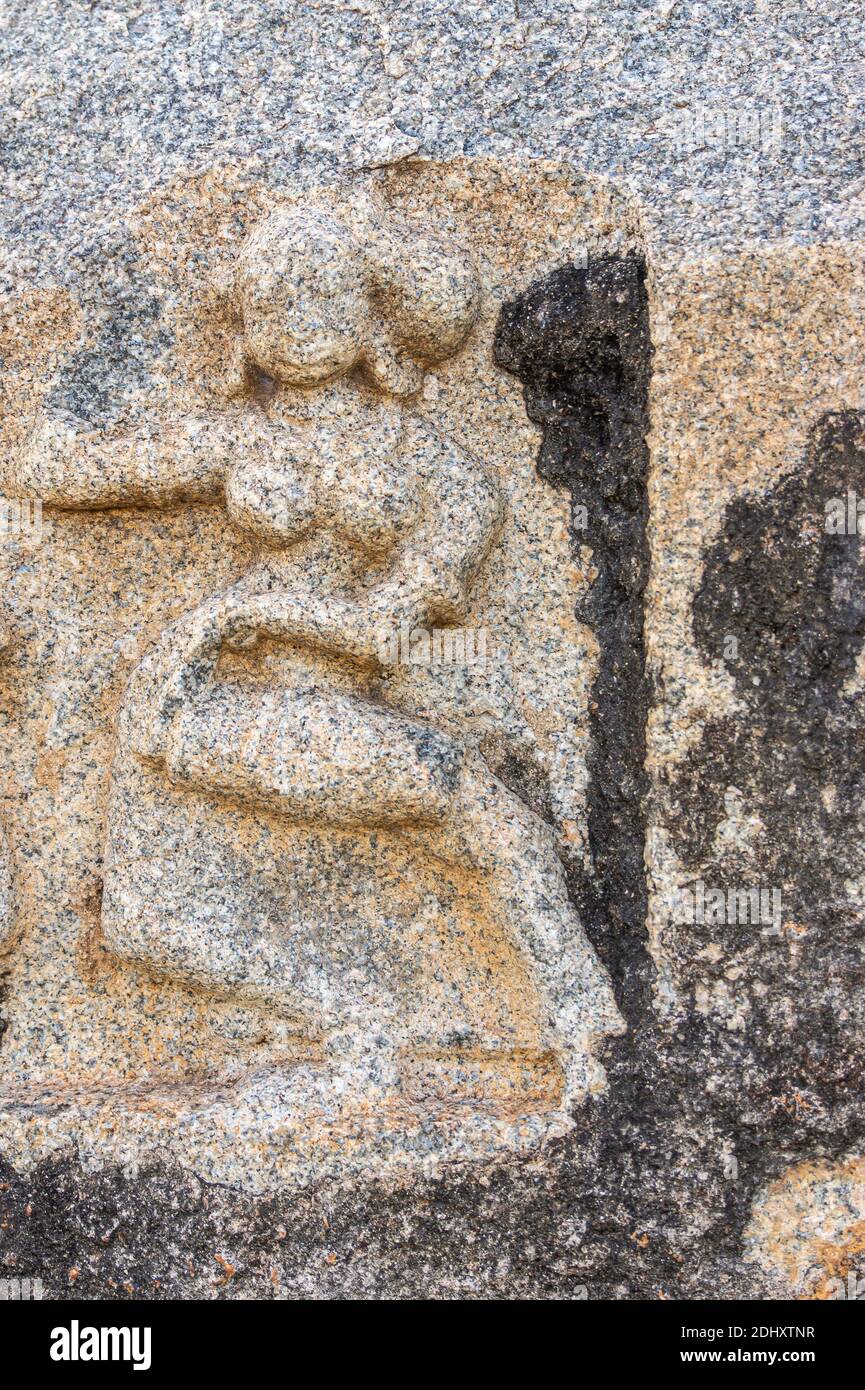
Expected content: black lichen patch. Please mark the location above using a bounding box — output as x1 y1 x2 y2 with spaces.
0 1118 762 1301
665 409 865 1140
0 966 9 1048
674 410 865 877
494 254 653 1018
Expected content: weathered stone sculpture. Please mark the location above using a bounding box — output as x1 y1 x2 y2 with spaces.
6 186 622 1181
1 7 861 1293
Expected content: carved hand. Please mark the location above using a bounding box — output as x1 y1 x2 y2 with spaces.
129 564 452 763
128 585 390 762
127 600 228 761
219 589 404 667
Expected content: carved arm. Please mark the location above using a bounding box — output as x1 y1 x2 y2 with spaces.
7 409 273 509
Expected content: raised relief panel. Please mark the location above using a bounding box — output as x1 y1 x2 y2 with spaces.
0 163 640 1188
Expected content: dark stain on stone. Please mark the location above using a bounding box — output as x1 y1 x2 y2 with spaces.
663 407 865 1139
0 966 9 1049
45 230 173 428
672 410 865 877
493 254 653 1019
245 361 278 403
480 731 553 823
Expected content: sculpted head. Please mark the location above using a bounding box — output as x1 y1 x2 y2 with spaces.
230 203 480 398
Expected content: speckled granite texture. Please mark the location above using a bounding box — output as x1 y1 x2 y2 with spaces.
0 1 864 1300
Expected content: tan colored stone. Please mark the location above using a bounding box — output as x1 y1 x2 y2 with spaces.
0 161 634 1190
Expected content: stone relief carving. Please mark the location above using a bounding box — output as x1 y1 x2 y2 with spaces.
1 166 631 1185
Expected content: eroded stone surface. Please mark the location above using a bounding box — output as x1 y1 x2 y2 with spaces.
1 3 864 1301
745 1154 865 1298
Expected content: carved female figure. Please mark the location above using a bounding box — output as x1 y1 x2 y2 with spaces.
13 198 619 1111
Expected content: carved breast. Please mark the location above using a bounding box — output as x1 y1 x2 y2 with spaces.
324 452 420 554
225 406 422 555
224 442 317 546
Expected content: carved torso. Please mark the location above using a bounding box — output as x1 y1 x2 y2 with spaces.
225 397 422 555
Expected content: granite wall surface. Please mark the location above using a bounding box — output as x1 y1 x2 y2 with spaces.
0 1 863 1299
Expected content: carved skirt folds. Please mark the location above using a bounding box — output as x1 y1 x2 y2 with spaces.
99 673 548 1073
